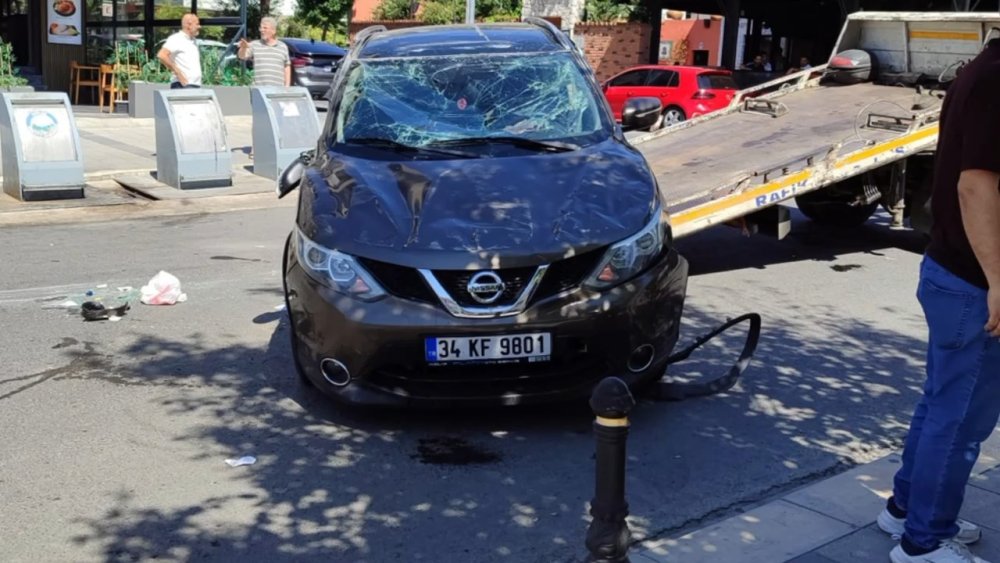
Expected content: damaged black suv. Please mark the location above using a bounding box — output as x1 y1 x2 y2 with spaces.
279 19 689 407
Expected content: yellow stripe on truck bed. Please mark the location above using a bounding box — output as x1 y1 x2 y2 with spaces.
909 30 980 41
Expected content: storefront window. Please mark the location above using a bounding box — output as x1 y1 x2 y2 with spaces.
153 0 192 20
117 0 145 21
85 24 114 63
85 0 113 22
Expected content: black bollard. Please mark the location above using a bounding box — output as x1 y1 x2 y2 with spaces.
585 377 636 563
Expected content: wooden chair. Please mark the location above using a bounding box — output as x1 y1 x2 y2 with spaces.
69 60 100 105
98 64 118 113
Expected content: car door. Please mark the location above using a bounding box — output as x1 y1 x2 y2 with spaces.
643 69 681 109
603 69 649 120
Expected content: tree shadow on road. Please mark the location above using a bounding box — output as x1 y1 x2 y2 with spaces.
58 220 931 562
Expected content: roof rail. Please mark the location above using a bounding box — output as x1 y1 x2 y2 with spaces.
355 24 388 47
523 16 574 50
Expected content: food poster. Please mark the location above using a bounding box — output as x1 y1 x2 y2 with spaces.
48 0 82 45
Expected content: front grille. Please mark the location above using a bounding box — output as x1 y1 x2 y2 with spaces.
531 248 605 304
432 267 537 308
358 258 436 304
359 248 605 309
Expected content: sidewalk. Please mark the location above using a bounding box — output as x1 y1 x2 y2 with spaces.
634 431 1000 563
0 110 285 221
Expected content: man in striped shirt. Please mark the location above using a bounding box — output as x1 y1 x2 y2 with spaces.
237 17 291 87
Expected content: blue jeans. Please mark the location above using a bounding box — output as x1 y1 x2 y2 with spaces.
892 255 1000 549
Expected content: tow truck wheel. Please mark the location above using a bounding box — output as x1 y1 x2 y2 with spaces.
795 177 879 227
796 198 878 227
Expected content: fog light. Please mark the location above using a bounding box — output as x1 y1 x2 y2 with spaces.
320 358 351 387
627 345 655 373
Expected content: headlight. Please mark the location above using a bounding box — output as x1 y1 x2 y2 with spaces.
584 208 669 290
294 228 386 301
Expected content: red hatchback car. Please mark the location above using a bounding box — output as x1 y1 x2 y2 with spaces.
602 65 739 130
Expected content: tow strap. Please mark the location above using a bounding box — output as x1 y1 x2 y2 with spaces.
652 313 762 401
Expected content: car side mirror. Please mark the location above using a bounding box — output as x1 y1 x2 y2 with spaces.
621 97 662 131
277 152 311 199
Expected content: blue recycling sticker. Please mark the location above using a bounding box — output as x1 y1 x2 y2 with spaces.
26 110 58 138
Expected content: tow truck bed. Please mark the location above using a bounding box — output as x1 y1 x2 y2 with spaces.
633 81 936 238
628 11 1000 239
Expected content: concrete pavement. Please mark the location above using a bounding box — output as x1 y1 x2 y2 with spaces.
0 108 294 222
632 431 1000 562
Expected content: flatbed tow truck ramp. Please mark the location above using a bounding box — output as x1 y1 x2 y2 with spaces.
630 12 1000 240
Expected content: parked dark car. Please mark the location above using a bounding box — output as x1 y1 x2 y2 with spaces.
284 38 347 98
278 20 689 408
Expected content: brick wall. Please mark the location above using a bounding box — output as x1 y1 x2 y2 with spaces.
575 23 651 83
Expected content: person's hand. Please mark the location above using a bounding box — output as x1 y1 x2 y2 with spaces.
987 286 1000 338
239 38 250 50
177 72 188 86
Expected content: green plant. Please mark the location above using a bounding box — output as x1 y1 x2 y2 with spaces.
0 39 29 88
584 0 643 22
200 47 254 86
419 0 464 24
296 0 351 41
107 40 171 87
373 0 415 20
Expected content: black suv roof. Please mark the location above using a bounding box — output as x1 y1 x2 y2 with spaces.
357 24 568 59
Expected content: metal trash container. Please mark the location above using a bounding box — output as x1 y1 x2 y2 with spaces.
250 86 321 181
0 92 85 201
154 89 233 189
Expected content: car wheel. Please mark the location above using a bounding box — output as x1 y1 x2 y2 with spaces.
282 233 314 388
649 107 687 131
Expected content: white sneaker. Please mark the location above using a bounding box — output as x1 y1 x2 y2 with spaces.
878 508 982 544
889 540 990 563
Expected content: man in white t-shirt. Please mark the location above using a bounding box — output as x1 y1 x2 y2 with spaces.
157 13 202 88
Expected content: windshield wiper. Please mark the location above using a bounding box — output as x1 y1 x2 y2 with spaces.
428 136 579 153
345 137 477 159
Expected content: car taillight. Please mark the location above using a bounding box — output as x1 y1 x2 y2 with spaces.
692 90 716 100
292 55 313 68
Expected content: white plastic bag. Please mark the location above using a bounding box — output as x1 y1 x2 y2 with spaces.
140 271 188 305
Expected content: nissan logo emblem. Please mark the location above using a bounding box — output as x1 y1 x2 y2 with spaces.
467 271 506 304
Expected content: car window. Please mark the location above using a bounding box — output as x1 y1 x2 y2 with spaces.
609 70 647 87
646 70 679 87
287 41 345 56
697 73 739 90
335 51 611 147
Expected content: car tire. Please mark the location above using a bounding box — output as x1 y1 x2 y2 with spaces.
650 107 687 131
282 233 315 388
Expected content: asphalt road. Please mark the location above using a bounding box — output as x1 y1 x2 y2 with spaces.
0 204 932 562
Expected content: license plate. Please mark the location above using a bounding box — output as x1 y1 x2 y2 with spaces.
322 66 333 73
425 333 551 364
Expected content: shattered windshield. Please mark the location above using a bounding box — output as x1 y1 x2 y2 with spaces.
334 51 610 149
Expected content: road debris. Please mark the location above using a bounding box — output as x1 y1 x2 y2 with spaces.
224 456 257 467
140 271 188 305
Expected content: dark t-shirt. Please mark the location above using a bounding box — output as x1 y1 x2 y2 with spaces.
926 39 1000 289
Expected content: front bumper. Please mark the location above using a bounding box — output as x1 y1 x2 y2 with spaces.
284 247 689 408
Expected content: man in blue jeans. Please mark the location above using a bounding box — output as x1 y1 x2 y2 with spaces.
875 36 1000 563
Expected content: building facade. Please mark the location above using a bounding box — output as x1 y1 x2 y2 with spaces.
0 0 253 96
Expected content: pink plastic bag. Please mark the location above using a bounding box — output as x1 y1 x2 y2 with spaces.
140 271 188 305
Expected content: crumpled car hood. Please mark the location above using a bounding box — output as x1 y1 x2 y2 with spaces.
298 139 657 269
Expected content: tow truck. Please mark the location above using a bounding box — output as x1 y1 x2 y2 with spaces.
629 11 1000 240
